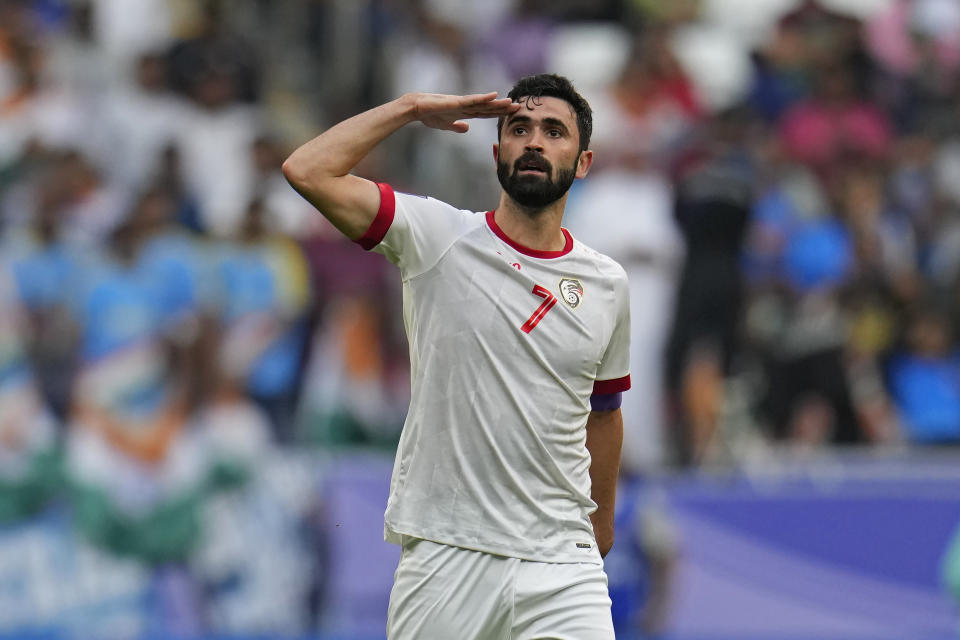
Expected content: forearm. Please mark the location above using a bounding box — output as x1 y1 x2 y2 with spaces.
282 91 515 239
585 408 623 557
282 95 417 238
284 95 416 183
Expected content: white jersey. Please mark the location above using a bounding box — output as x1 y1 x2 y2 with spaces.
361 183 631 565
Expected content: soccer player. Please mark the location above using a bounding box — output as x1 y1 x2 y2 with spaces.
283 74 631 639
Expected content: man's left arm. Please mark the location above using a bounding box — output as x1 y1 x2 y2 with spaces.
586 407 623 558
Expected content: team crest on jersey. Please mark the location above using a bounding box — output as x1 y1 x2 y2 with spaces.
558 278 584 309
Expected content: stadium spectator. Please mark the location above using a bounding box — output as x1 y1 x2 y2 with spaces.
51 149 126 248
4 164 81 418
590 29 703 171
61 186 210 553
779 61 892 174
297 295 406 447
212 198 311 442
745 151 866 446
250 134 320 239
165 0 259 104
173 63 262 236
887 305 960 444
190 331 273 491
94 51 187 194
565 157 681 472
665 108 754 465
0 258 59 522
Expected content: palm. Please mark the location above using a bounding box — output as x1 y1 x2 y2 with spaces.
413 92 519 133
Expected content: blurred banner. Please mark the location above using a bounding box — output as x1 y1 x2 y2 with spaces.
1 450 958 640
636 455 960 640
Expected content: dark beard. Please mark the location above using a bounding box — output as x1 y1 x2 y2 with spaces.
497 153 577 211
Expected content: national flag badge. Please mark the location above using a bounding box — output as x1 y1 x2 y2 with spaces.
558 278 584 309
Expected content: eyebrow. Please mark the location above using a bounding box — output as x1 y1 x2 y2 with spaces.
505 114 571 134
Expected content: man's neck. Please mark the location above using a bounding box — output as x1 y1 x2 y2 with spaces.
494 194 568 252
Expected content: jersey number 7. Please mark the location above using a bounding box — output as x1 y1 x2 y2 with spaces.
521 285 557 334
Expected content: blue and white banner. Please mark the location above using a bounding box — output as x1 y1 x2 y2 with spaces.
0 451 958 640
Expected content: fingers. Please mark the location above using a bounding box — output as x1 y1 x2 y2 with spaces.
416 92 519 131
462 91 500 103
459 93 520 117
458 101 519 120
467 99 518 115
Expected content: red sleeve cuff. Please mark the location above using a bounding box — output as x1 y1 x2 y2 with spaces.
593 375 631 395
355 182 396 250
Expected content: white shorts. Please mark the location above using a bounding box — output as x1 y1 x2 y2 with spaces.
387 537 614 640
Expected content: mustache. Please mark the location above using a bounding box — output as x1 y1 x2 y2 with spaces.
513 152 552 174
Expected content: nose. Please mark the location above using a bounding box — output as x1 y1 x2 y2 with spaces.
525 129 545 153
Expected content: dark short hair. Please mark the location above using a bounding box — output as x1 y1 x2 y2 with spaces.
498 74 593 152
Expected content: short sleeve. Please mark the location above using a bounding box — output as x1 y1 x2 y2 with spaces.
356 183 480 279
593 270 631 395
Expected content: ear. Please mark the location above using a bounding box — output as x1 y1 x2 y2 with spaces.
492 143 499 164
575 150 594 179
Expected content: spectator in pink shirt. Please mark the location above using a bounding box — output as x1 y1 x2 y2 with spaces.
779 63 891 171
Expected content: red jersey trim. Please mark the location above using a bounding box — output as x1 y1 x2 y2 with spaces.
356 182 396 250
486 210 574 259
593 375 631 394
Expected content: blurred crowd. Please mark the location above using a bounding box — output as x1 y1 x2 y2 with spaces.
2 0 960 599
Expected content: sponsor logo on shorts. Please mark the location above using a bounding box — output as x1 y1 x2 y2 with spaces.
576 542 592 549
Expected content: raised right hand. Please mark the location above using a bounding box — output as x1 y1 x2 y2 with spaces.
407 92 521 133
284 91 520 242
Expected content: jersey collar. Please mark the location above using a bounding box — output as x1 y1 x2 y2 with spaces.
486 210 574 259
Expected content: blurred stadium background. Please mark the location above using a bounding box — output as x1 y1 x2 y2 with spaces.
2 0 960 638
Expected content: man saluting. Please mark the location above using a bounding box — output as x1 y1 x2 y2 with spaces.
283 73 631 639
